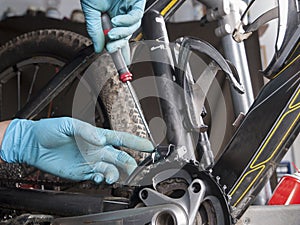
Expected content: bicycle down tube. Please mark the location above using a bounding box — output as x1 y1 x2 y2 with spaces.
212 54 300 219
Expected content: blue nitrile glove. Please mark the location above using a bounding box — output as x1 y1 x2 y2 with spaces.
0 117 153 184
80 0 146 65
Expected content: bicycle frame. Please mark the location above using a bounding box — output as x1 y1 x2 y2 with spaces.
4 0 300 224
138 9 300 220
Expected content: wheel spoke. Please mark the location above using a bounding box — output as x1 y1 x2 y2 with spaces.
47 101 53 118
17 70 21 111
26 64 39 103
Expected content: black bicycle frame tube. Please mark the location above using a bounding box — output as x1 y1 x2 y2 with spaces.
132 0 186 39
212 55 300 219
142 10 196 160
0 187 127 216
144 0 185 19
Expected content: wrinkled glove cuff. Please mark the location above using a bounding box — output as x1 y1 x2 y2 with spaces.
0 119 32 163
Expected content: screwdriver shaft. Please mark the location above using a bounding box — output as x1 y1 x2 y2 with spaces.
126 81 156 146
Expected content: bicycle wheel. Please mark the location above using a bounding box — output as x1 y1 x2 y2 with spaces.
0 29 92 120
0 29 148 187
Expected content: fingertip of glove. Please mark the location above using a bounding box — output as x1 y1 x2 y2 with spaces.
106 177 116 184
93 43 104 54
146 140 155 151
126 163 137 176
89 33 105 53
137 138 155 152
93 174 104 184
105 171 119 184
110 16 127 27
111 13 142 27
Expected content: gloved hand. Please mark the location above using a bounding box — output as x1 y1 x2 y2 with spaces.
80 0 146 65
0 117 153 184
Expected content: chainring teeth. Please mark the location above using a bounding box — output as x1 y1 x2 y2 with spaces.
128 160 232 225
131 159 194 191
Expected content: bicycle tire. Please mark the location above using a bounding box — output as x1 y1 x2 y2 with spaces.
0 29 92 121
0 29 147 165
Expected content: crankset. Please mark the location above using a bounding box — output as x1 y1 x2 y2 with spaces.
53 147 232 225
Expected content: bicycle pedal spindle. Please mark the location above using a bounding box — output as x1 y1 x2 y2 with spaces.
101 13 156 147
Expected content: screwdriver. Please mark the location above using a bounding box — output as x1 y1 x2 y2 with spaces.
101 13 156 147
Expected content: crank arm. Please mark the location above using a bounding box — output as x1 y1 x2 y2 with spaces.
140 179 206 225
52 203 187 225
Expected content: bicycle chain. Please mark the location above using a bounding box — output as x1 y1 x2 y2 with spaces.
0 163 76 187
0 177 77 187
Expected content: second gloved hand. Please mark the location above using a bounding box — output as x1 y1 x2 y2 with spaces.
0 117 153 184
81 0 146 65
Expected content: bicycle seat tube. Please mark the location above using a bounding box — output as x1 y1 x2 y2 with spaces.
142 10 197 161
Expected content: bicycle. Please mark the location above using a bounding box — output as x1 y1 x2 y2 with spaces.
0 0 299 224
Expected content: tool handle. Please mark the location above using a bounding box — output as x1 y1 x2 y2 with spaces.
101 13 113 42
101 13 132 83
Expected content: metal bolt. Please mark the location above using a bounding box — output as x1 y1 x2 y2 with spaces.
243 217 250 225
216 176 220 184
